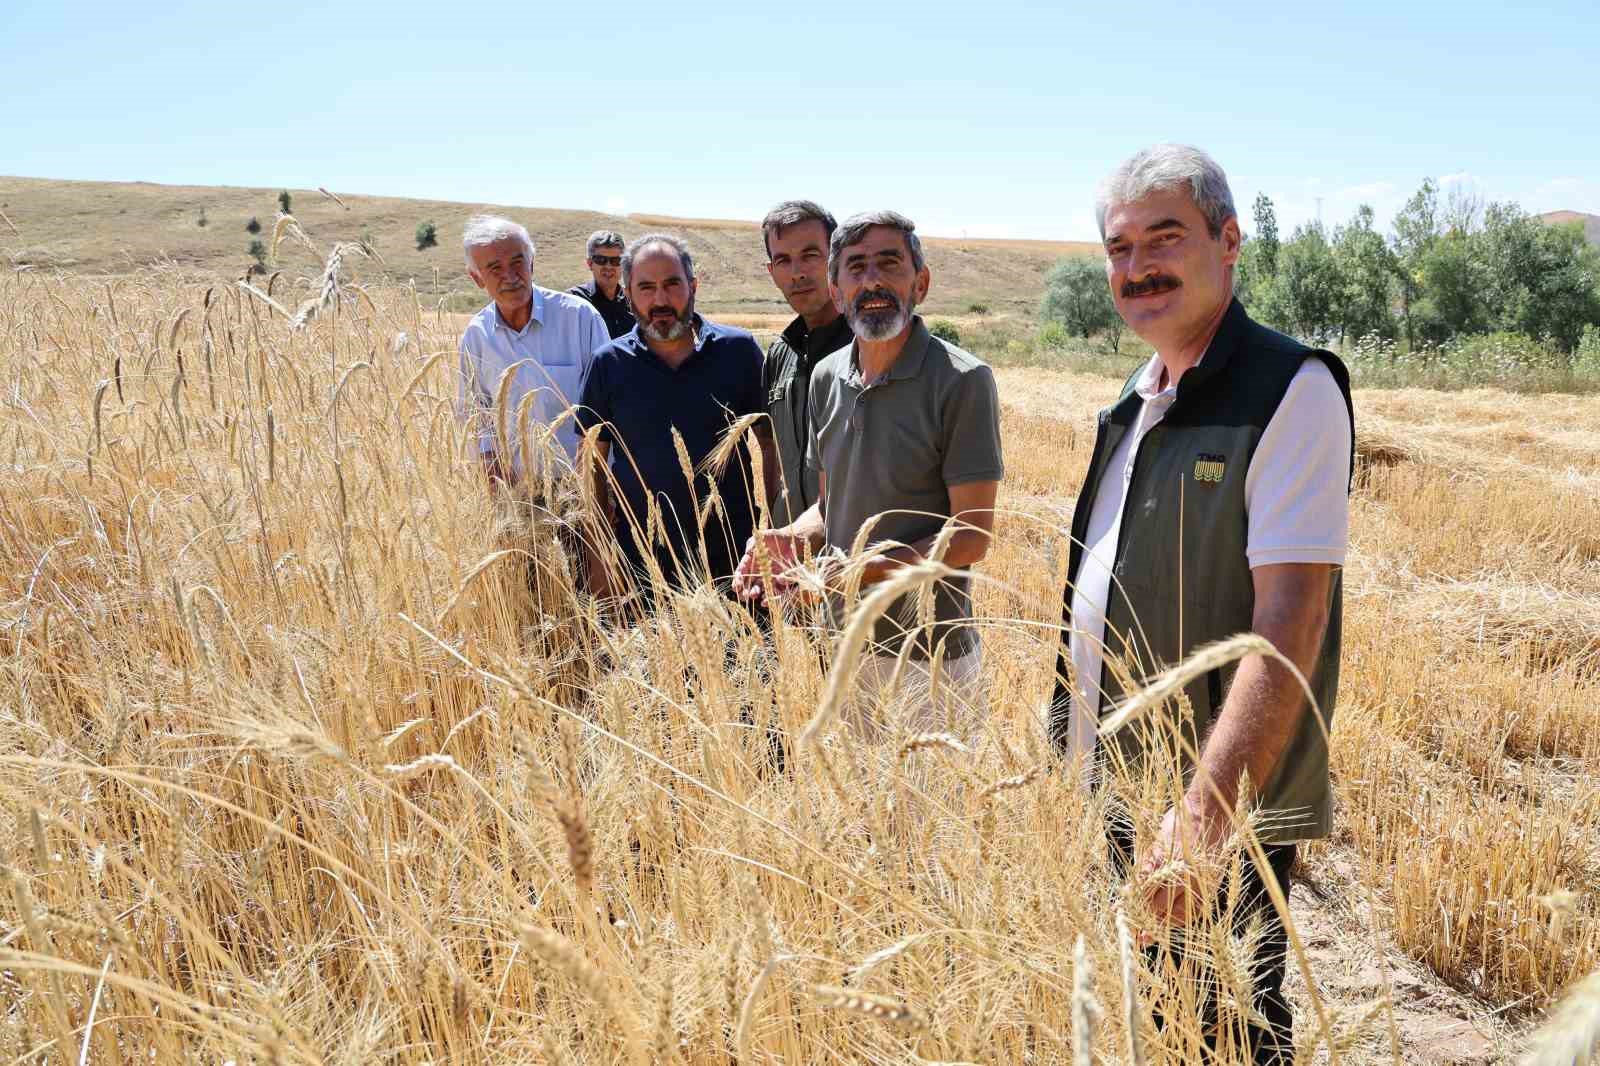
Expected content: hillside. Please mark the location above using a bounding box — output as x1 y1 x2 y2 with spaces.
0 175 1099 317
1537 209 1600 245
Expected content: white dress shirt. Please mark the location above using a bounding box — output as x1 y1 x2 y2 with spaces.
455 286 611 473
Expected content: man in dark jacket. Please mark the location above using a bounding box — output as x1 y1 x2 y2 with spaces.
1052 144 1353 1064
569 229 636 339
757 201 854 526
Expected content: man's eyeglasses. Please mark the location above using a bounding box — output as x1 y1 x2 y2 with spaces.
590 255 622 267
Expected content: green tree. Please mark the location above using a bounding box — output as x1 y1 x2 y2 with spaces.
247 239 268 274
1390 178 1440 348
415 221 438 251
245 216 261 235
1332 205 1397 341
1262 222 1343 341
196 207 207 228
278 190 292 214
1252 193 1280 276
1040 255 1115 339
1479 206 1600 352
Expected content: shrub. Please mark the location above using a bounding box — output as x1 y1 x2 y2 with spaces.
247 239 268 273
928 319 962 345
197 208 208 228
245 216 261 234
1572 324 1600 378
1037 321 1069 349
966 301 991 315
278 190 292 214
415 221 438 251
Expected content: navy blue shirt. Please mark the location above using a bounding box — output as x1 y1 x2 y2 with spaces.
577 317 765 587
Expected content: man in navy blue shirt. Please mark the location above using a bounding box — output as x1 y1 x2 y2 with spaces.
576 233 779 600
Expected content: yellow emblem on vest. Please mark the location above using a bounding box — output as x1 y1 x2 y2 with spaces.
1193 453 1227 484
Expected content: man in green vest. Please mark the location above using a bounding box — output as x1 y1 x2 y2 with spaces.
1050 144 1353 1063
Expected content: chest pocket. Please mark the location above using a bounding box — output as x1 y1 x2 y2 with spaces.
519 357 583 409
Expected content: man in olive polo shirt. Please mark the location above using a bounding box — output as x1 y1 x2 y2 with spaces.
1051 145 1353 1064
734 210 1003 741
758 200 854 526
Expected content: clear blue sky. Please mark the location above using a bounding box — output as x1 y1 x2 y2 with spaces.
3 0 1596 240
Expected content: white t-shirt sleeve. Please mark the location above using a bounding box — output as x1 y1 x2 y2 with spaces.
1243 358 1352 568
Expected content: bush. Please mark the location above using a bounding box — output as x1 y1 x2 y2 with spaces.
245 216 261 235
278 191 292 214
247 239 268 274
415 221 438 251
928 319 962 345
1571 325 1600 377
966 301 991 315
196 208 207 228
1037 321 1070 349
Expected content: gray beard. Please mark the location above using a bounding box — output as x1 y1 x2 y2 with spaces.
848 303 911 342
641 316 689 342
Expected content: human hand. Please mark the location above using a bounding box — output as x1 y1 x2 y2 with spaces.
732 531 804 602
1134 794 1233 940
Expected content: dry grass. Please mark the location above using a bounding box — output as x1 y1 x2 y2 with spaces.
0 176 1097 318
2 262 1597 1064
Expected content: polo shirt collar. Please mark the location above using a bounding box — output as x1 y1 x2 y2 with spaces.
848 315 931 386
492 288 545 335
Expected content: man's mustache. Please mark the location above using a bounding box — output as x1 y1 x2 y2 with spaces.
1122 274 1182 298
851 288 902 315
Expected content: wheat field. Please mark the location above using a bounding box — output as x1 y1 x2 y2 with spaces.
1 261 1597 1064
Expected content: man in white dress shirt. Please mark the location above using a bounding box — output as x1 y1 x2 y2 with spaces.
455 214 610 486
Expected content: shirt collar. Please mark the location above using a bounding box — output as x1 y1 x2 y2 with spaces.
781 311 851 357
848 315 931 386
492 287 545 334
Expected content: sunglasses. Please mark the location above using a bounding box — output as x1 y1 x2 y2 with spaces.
589 255 622 267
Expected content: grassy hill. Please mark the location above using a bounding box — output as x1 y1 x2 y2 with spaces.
0 175 1099 318
1537 209 1600 245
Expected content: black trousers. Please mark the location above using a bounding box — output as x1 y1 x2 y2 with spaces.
1108 822 1296 1065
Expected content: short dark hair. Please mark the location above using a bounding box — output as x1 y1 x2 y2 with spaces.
761 200 837 260
828 210 925 284
621 232 694 289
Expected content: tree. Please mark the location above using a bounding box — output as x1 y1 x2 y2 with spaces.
196 207 207 228
278 190 292 214
415 221 438 251
1390 179 1440 349
1332 205 1397 341
1479 206 1600 351
247 239 268 274
245 216 261 235
1263 222 1343 342
1040 255 1116 339
1252 193 1280 276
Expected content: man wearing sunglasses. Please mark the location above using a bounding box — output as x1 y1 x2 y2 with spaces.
733 211 1003 745
569 229 636 339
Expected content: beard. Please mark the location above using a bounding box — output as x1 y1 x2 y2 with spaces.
636 297 695 342
845 286 912 341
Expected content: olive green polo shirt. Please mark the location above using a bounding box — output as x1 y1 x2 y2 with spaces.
806 317 1004 659
764 311 854 527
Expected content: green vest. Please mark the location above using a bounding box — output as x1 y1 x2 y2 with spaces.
1050 300 1354 842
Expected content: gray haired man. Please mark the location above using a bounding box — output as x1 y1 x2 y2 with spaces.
758 201 853 526
569 229 636 339
456 214 610 485
734 211 1003 745
1051 144 1354 1064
